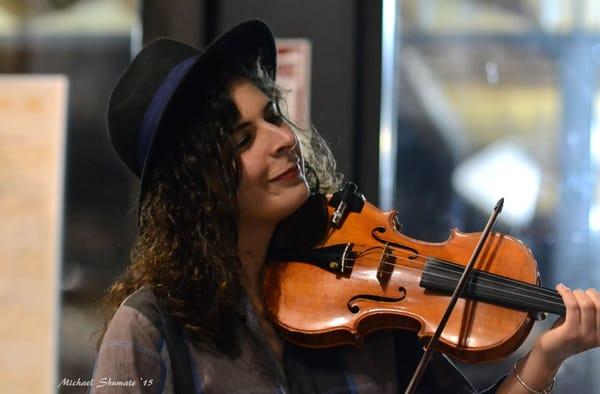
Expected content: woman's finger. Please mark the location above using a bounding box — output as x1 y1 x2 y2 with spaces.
585 288 600 343
557 284 580 332
572 289 595 344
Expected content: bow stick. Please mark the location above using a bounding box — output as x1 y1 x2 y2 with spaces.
405 198 504 394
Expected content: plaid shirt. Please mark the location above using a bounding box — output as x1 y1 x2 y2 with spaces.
91 286 503 393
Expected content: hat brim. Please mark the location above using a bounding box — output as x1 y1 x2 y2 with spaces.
137 20 276 210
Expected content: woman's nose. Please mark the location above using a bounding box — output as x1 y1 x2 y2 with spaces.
271 124 297 156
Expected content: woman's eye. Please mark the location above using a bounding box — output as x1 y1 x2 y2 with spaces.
267 113 284 126
234 132 252 149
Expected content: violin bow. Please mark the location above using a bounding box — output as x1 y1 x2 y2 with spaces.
405 198 504 394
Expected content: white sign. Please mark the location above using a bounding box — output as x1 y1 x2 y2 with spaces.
0 75 68 394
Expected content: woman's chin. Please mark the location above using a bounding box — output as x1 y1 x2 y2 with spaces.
281 181 310 216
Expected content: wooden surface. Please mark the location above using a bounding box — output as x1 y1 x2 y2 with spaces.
264 199 539 363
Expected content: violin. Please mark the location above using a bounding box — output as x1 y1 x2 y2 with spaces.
263 183 565 364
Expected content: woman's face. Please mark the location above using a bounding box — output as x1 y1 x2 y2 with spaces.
229 79 310 227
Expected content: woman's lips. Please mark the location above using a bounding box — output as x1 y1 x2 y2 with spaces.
270 165 300 182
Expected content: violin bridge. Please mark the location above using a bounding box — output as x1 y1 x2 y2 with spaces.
377 243 395 286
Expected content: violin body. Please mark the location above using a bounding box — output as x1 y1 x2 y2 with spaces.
263 198 547 363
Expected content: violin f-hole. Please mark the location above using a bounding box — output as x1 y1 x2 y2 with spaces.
347 287 407 314
371 227 419 259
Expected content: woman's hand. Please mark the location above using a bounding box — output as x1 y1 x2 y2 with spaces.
534 284 600 367
497 284 600 393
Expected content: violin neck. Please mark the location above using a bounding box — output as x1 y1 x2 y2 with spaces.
420 259 566 316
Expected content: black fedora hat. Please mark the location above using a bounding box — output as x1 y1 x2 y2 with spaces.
107 19 276 210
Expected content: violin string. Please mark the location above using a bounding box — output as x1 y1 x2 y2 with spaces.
350 253 564 305
333 247 563 304
343 244 563 300
413 270 566 310
323 264 567 312
334 260 566 311
354 242 560 298
347 259 565 308
351 244 546 287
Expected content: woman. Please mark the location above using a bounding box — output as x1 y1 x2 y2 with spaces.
93 20 600 393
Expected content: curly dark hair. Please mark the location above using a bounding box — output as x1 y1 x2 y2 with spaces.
98 57 342 355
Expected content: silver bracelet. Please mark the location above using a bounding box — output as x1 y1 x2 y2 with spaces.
513 358 556 394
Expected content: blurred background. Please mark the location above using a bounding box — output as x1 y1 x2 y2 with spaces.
2 0 600 392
